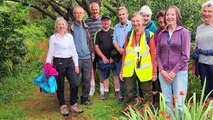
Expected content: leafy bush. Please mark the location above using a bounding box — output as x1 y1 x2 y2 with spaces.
121 80 213 120
0 12 28 77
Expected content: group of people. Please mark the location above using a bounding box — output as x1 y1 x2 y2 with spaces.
45 0 213 117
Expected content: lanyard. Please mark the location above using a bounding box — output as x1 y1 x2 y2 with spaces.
134 32 142 61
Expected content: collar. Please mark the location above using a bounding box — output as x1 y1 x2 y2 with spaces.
119 20 131 27
162 25 184 33
69 20 88 32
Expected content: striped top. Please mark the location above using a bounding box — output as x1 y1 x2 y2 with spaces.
195 24 213 65
85 16 102 43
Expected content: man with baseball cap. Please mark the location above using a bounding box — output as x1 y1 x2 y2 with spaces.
94 14 120 100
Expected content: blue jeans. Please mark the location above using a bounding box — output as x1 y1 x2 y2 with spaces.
159 70 188 113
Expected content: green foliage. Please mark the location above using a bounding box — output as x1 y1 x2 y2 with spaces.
122 80 213 120
0 106 26 120
0 3 28 77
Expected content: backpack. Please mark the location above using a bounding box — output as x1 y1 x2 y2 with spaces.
127 29 151 44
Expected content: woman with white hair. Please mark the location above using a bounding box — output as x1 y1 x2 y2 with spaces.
192 0 213 104
139 5 157 34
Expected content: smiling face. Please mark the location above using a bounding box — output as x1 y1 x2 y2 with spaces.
74 7 84 23
56 19 67 33
131 14 143 32
118 8 128 24
141 13 151 25
101 19 111 30
202 6 213 24
157 16 165 28
90 3 100 19
165 8 177 26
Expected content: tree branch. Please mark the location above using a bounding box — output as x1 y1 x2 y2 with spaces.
51 0 68 9
103 3 117 16
30 4 57 20
48 1 67 19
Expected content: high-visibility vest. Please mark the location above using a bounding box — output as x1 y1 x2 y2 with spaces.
122 30 153 82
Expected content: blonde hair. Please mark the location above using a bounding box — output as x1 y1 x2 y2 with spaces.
55 17 68 33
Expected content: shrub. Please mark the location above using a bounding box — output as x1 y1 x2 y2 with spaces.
121 80 213 120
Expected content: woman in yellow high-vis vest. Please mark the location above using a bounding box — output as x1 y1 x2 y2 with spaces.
120 12 157 109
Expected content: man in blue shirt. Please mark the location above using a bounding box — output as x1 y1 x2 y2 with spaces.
113 7 132 100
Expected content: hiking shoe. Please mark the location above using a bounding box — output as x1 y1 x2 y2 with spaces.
100 92 109 100
81 100 93 106
70 103 83 114
115 91 123 99
60 105 69 116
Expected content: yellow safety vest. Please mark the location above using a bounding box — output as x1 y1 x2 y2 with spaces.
122 30 153 82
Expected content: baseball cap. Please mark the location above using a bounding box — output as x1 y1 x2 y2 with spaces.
101 14 110 20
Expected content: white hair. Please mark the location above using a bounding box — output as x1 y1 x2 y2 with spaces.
139 5 152 15
202 0 213 11
55 17 68 33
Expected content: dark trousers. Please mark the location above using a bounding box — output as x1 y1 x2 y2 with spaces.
152 69 161 104
78 58 92 102
123 72 153 108
199 62 213 98
115 59 138 98
53 57 79 106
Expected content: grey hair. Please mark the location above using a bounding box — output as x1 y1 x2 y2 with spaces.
139 5 152 15
202 0 213 11
55 17 68 33
89 2 99 10
118 6 128 15
131 12 142 19
73 5 84 15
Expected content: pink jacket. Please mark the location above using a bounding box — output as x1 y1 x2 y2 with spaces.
44 63 58 78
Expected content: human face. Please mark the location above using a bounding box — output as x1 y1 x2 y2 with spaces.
101 19 111 30
56 20 67 33
157 16 165 28
165 8 177 26
131 14 143 31
90 3 100 19
118 9 128 25
202 6 213 24
74 8 84 23
141 14 151 25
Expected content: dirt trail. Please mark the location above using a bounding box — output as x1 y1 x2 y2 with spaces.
20 86 90 120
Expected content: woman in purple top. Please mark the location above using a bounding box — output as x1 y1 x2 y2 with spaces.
156 6 191 114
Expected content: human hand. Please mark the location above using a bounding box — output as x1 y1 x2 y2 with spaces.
152 76 157 81
109 58 114 63
160 70 172 82
120 74 123 81
75 66 79 74
118 48 124 54
102 57 109 64
168 71 176 81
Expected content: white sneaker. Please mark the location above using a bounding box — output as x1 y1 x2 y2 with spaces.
100 83 104 95
89 80 95 96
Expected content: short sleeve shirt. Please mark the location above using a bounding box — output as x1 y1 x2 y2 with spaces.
95 28 114 60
